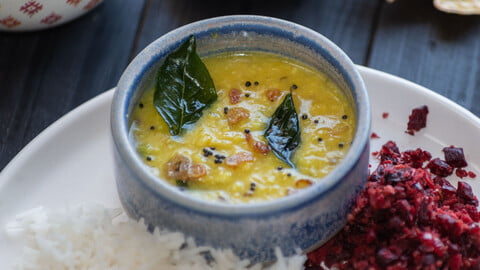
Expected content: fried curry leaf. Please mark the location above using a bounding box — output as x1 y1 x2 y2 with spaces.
154 35 217 136
264 93 301 168
176 180 189 188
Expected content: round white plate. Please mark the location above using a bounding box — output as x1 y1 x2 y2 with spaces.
0 66 479 268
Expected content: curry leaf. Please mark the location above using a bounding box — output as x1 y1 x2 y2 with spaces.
154 35 217 136
264 93 301 168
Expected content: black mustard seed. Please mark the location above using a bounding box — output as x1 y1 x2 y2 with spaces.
203 148 213 157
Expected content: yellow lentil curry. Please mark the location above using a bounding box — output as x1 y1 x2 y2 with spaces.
131 52 355 203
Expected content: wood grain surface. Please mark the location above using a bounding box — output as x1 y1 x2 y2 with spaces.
1 0 480 170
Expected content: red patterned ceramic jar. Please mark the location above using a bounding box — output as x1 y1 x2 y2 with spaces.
0 0 103 31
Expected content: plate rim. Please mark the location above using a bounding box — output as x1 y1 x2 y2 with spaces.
0 90 114 184
358 66 480 128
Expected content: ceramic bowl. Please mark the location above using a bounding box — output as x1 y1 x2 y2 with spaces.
111 15 371 262
0 0 103 31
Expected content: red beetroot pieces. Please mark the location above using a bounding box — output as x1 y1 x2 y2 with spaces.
444 146 468 168
427 158 454 177
406 105 429 135
305 141 480 270
457 169 469 179
457 169 477 179
403 148 432 169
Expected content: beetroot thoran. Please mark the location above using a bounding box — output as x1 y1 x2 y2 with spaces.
306 141 480 270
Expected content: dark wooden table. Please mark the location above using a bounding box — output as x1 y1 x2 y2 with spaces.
2 0 480 171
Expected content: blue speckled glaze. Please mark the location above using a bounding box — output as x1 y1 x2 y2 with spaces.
112 15 371 262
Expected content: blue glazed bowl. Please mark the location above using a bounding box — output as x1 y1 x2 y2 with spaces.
111 15 370 262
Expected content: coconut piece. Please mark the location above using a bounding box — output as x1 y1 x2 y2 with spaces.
225 152 255 167
165 154 207 181
229 88 242 104
245 132 270 155
226 107 250 125
266 89 282 102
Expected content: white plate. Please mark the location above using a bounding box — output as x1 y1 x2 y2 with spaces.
1 66 479 268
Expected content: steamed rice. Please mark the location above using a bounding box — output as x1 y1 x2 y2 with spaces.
5 204 305 270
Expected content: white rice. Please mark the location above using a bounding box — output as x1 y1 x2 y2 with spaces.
5 204 306 270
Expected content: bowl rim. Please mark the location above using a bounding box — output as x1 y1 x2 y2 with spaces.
112 15 371 217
